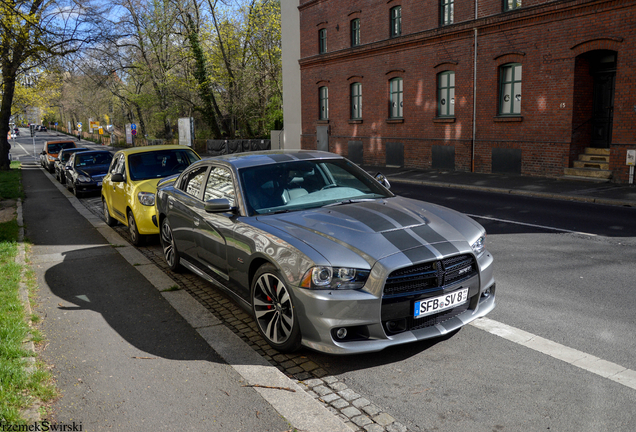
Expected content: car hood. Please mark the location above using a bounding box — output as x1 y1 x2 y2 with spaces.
256 196 483 268
132 177 163 194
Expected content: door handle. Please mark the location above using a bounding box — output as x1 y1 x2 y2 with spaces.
193 217 200 227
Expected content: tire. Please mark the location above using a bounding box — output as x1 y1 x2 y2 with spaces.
127 209 144 246
72 183 82 198
160 218 181 272
103 199 117 227
252 264 301 353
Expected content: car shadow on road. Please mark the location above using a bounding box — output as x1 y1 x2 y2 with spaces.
42 247 225 364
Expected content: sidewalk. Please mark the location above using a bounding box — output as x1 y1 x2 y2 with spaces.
361 165 636 208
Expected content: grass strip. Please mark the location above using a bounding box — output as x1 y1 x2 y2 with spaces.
0 162 56 424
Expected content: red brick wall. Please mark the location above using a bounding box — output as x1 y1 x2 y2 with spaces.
298 0 636 182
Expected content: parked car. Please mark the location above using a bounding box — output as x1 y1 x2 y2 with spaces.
102 145 201 245
13 127 19 136
55 148 90 184
40 140 77 173
154 151 496 354
65 150 113 197
40 126 47 132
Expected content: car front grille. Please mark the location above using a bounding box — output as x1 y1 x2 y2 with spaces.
384 254 477 297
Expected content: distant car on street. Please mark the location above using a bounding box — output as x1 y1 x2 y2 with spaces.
40 140 77 173
65 150 113 197
40 126 47 132
55 148 90 184
13 128 19 136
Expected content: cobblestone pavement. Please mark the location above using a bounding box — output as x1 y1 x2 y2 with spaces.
84 196 409 432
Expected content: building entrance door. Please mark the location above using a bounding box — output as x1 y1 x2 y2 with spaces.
316 125 329 152
590 52 616 149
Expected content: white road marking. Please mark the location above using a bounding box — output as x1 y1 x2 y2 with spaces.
471 317 636 390
466 214 598 237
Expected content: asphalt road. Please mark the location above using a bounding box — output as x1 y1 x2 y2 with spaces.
11 130 636 431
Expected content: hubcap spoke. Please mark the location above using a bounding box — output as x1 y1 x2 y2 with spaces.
255 273 294 345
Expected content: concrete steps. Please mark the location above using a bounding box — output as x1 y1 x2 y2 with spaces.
565 148 612 181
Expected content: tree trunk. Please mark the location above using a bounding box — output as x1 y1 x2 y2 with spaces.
0 72 17 170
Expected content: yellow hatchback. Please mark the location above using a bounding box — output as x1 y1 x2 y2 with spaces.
101 145 200 245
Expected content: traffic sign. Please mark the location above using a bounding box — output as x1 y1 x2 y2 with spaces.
78 122 82 127
131 130 137 136
131 124 137 130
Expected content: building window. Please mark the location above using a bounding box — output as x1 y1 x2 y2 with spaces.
441 0 454 25
390 6 401 38
351 19 360 47
319 86 329 120
499 63 522 115
437 71 455 117
504 0 522 11
389 78 403 118
319 28 327 54
351 83 362 119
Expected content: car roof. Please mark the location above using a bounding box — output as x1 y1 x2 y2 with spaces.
74 150 111 155
45 140 76 145
202 150 344 170
114 145 198 156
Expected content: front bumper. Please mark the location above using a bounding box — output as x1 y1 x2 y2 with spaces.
292 249 496 354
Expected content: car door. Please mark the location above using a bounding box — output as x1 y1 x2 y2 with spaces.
193 165 237 283
106 154 128 222
170 165 210 263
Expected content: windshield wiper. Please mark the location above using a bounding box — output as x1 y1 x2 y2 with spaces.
324 198 378 208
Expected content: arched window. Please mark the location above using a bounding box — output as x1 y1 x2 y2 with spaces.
389 78 403 118
437 71 455 117
351 83 362 119
499 63 522 115
319 86 329 120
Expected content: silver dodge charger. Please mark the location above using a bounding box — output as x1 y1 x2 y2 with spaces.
155 151 495 354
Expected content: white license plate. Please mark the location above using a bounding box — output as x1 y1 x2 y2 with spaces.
414 288 469 319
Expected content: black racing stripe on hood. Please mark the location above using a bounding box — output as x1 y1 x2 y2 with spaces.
359 202 422 227
332 207 395 232
402 246 437 265
410 224 447 245
382 230 423 251
431 241 460 257
268 154 295 162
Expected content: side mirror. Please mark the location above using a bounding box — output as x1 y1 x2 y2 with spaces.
111 173 125 183
204 198 235 213
374 172 391 189
40 151 46 155
65 165 72 170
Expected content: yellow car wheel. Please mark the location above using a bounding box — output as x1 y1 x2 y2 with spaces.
127 210 145 246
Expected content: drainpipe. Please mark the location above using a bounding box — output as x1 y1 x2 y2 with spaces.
471 0 478 173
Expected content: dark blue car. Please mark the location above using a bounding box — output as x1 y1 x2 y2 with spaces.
65 150 113 197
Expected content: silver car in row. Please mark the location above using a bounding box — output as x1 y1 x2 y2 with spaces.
154 151 495 354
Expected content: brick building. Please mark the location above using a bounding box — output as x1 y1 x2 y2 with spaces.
282 0 636 183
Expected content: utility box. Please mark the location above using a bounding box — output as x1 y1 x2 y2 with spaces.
627 150 636 166
178 117 194 147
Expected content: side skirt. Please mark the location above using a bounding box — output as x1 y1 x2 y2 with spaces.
181 258 253 314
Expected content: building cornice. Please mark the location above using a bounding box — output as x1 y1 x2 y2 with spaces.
299 0 631 69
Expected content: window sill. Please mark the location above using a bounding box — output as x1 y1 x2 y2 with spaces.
317 119 330 124
494 116 523 122
386 118 404 124
433 117 456 123
349 119 363 124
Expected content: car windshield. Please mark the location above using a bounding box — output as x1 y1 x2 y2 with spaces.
47 142 75 153
239 159 392 216
76 152 112 167
128 149 200 181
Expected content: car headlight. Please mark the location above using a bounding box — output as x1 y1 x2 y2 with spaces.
300 266 370 290
77 175 92 183
471 235 486 255
138 192 155 206
47 155 56 161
